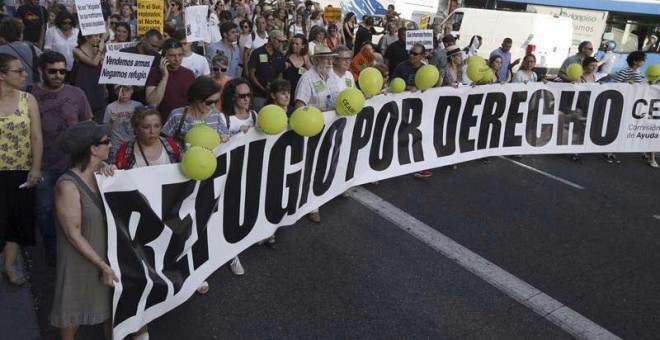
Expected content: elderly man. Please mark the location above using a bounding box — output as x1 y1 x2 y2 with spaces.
295 45 345 223
331 46 356 90
558 41 593 82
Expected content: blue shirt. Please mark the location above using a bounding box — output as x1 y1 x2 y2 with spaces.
392 61 421 87
490 47 512 82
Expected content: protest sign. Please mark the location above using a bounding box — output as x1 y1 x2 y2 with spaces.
184 5 208 42
99 52 155 86
76 0 106 35
137 0 164 35
106 41 139 52
349 47 375 80
411 11 432 29
324 7 342 24
102 82 660 339
406 29 434 50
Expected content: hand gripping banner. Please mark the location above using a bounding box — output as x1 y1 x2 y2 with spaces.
100 83 660 339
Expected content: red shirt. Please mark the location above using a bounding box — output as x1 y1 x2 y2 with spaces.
145 66 195 122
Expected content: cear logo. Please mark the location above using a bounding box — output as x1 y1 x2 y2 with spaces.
632 99 660 119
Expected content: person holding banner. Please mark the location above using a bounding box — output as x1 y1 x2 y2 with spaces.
440 44 463 88
391 43 428 92
0 52 43 286
50 121 117 340
512 54 538 84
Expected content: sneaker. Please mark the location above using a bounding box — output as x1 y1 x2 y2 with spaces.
308 212 321 223
413 170 433 178
649 160 659 169
230 257 244 275
196 281 209 294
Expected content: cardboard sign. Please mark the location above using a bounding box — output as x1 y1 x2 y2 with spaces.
137 0 164 35
185 5 208 43
76 0 106 35
324 7 342 24
405 30 434 50
106 41 139 52
349 47 375 80
99 52 155 86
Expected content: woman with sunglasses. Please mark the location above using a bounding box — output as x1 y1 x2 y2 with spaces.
0 53 43 286
165 0 184 31
50 121 116 340
220 77 257 137
211 50 232 111
44 11 79 72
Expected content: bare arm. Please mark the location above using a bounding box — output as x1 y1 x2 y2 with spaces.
27 94 42 187
145 59 170 105
55 181 118 286
73 46 104 67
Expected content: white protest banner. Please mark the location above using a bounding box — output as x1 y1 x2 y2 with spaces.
185 5 208 43
76 0 106 36
528 5 607 54
102 83 660 339
99 52 154 86
406 30 434 50
106 41 139 52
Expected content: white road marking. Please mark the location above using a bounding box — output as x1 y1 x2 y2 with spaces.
653 215 660 221
351 187 620 340
499 156 586 190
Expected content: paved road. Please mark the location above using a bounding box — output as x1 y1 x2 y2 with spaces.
28 153 660 339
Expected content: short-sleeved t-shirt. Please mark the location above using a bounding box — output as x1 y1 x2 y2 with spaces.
182 53 211 78
559 54 582 73
103 100 143 163
145 66 195 122
248 45 286 97
32 84 92 171
162 106 230 140
295 67 343 111
392 61 422 86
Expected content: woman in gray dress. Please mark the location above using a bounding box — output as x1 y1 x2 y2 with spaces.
50 121 118 340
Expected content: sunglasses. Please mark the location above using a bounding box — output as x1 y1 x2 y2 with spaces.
46 68 67 75
204 98 221 106
235 93 252 99
95 139 111 146
213 67 228 72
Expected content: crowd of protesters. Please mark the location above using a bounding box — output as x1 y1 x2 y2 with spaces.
0 0 658 339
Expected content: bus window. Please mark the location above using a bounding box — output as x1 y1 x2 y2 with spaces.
450 12 464 31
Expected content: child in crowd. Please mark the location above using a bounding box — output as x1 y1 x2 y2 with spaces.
104 85 143 163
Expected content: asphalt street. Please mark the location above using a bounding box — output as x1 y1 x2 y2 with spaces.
25 152 660 339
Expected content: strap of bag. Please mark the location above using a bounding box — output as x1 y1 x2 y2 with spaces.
173 107 189 143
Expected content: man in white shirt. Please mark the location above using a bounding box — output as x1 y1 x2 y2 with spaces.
175 29 210 77
330 45 355 91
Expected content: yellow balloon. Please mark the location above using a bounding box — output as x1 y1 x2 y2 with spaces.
358 67 384 96
390 77 406 93
467 55 486 67
566 63 583 81
646 64 660 83
415 64 440 90
335 88 365 116
181 146 217 181
289 106 324 137
466 62 483 82
257 105 288 135
481 68 494 83
185 124 221 150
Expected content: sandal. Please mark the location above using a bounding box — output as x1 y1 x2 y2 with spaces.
2 268 26 286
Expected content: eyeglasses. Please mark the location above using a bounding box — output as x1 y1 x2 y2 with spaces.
95 139 111 146
4 67 26 74
46 68 67 75
235 93 252 99
409 51 421 56
335 57 351 61
204 98 221 106
213 67 228 72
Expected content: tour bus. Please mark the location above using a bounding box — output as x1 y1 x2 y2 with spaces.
439 8 574 75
